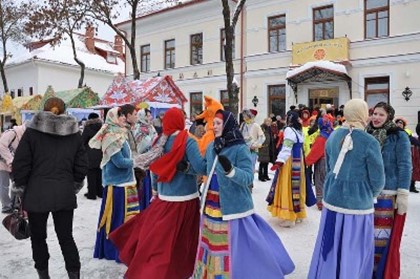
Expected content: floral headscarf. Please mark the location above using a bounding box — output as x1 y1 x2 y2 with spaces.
89 107 129 168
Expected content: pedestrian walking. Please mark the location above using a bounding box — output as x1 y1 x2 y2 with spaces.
12 97 88 279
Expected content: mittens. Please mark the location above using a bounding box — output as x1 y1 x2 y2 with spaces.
270 161 284 171
396 189 409 215
218 155 233 174
176 160 190 173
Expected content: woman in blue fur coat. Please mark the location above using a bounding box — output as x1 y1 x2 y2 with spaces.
193 110 294 279
308 99 385 279
89 107 140 262
366 102 412 278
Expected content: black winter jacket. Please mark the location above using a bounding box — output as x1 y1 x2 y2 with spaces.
12 112 88 212
81 118 103 169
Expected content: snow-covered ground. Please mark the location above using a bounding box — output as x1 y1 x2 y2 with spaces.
1 178 419 279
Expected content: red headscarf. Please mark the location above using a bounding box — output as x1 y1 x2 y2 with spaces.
149 108 188 182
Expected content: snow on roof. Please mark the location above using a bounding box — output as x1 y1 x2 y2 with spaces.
7 34 124 73
95 40 120 54
286 60 348 79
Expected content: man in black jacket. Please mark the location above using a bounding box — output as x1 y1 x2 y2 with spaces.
81 113 103 199
12 97 88 279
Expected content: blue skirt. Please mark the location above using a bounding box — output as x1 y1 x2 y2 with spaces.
93 185 139 262
308 208 374 279
139 171 152 211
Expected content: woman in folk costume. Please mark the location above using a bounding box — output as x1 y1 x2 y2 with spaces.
109 107 206 279
90 107 140 262
133 108 157 210
194 110 294 279
308 99 385 279
305 113 334 210
366 102 412 279
267 110 307 227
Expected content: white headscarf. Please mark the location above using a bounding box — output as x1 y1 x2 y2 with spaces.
333 99 369 178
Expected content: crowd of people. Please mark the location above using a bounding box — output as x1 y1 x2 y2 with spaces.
0 95 419 279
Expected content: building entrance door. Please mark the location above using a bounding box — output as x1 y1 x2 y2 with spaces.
308 88 339 109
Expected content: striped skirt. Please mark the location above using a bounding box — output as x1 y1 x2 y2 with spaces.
194 175 295 279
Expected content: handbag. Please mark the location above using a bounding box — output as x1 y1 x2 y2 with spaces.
2 197 31 240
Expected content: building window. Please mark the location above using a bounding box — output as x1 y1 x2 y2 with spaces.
313 5 334 41
268 15 286 52
190 92 203 116
17 89 22 97
190 33 203 65
220 90 231 112
106 53 117 64
140 44 150 72
365 76 389 108
29 87 33 96
365 0 389 39
164 39 175 69
10 90 15 99
268 85 286 117
221 29 235 61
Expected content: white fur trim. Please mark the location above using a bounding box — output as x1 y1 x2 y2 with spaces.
323 200 374 215
159 192 199 202
381 189 397 195
222 209 254 221
397 188 409 194
226 168 236 178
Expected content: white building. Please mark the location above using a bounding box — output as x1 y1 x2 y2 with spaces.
5 27 125 98
118 0 420 130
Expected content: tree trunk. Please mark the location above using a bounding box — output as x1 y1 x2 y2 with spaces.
69 33 86 88
0 62 9 93
221 0 239 118
131 2 140 80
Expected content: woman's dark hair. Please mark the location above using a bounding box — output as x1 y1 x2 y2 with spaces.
373 102 395 121
120 104 136 117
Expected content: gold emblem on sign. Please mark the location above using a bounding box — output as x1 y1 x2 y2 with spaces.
313 49 326 60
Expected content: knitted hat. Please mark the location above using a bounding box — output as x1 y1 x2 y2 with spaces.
249 109 258 117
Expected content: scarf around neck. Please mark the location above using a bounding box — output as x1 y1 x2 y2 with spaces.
89 107 128 168
149 108 188 183
366 120 398 148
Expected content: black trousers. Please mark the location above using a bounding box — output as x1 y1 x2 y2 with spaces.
87 168 103 198
259 162 269 179
28 210 80 272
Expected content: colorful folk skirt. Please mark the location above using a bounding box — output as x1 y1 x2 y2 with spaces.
267 157 307 221
109 196 200 279
93 184 139 262
308 208 374 279
374 194 406 279
194 175 295 279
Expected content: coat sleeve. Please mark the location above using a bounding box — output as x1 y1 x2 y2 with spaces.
366 140 385 197
396 131 412 191
275 127 297 163
110 149 133 169
305 136 326 166
0 130 16 166
221 145 254 188
185 137 207 175
11 130 32 187
73 135 88 183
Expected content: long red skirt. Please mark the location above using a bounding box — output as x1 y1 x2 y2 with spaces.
109 197 200 279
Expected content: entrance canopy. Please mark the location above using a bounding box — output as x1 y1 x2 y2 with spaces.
286 61 352 102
